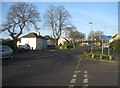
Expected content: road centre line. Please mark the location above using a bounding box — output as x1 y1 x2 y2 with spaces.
68 58 82 88
76 58 82 70
83 78 88 84
84 74 88 78
73 74 77 78
75 71 78 74
70 79 76 84
83 71 88 88
68 84 74 88
83 84 88 88
84 71 88 74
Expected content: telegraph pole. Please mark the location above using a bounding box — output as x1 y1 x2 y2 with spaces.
89 22 93 54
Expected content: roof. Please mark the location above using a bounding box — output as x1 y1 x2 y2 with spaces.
112 34 117 38
112 33 120 38
44 35 55 40
21 33 46 39
44 35 51 40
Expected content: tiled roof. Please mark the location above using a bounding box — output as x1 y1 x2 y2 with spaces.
21 33 45 39
44 35 55 40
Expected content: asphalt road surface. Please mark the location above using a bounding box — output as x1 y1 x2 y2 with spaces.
2 47 118 87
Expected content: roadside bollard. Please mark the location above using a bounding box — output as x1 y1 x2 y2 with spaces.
91 54 94 58
60 46 62 50
109 55 112 61
100 55 102 59
65 46 67 49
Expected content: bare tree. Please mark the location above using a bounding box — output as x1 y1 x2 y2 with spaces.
44 5 71 45
88 30 103 42
2 3 40 51
65 25 77 44
65 25 85 45
79 32 85 43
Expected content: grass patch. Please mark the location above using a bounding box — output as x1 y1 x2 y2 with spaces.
84 51 116 61
94 54 100 59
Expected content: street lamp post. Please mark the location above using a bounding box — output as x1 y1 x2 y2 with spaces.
89 22 93 54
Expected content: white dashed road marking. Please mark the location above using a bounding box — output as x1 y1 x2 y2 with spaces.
84 74 88 78
68 58 82 88
70 79 76 84
27 65 31 67
76 58 82 69
73 74 77 78
83 78 88 84
83 71 88 88
84 71 88 74
68 85 74 88
75 71 78 74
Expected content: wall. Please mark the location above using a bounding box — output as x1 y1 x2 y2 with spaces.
36 38 42 50
17 38 36 50
58 38 66 45
42 39 48 49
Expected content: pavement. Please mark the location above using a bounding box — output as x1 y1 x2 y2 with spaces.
2 46 118 87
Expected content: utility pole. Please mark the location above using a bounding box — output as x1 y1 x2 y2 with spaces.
89 22 93 54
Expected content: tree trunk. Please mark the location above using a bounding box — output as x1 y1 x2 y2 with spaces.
55 38 58 46
13 38 18 53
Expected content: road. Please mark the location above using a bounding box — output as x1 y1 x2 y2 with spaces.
2 46 118 87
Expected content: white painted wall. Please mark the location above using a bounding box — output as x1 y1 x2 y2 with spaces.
17 38 36 50
58 38 66 45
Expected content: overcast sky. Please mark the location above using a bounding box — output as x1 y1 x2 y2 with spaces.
1 1 118 39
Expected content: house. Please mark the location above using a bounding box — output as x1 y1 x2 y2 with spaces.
44 35 55 46
58 38 70 45
17 32 48 50
110 32 120 43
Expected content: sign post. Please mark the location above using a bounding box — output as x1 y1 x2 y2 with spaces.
100 35 112 59
108 41 110 56
102 39 103 55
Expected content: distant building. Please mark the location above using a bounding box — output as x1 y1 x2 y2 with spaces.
17 32 48 50
44 35 55 46
110 33 120 43
58 38 70 45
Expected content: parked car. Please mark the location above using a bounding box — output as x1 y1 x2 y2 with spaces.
0 45 13 59
18 44 30 51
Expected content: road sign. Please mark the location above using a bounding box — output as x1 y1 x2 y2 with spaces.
99 35 112 40
100 35 112 56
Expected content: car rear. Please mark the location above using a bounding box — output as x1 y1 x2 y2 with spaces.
0 45 13 59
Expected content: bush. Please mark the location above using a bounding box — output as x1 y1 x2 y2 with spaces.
2 39 14 50
102 55 110 60
94 54 100 59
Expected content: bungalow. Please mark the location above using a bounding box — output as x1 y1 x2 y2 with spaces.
110 32 120 43
17 32 48 50
58 38 70 45
44 35 55 46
